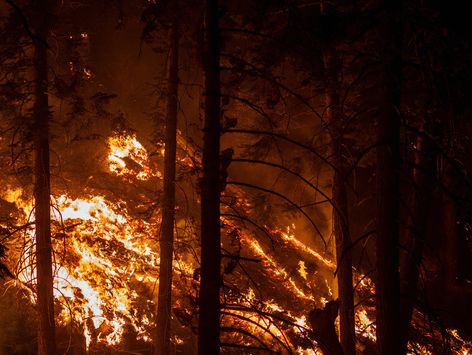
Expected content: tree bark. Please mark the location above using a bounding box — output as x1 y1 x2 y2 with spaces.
319 2 356 353
398 126 436 353
332 162 356 355
32 0 57 354
197 0 221 354
155 4 179 355
375 1 403 353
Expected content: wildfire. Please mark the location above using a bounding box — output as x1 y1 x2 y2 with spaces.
278 225 335 270
246 237 314 301
355 308 376 342
12 193 158 349
1 133 469 354
107 133 159 180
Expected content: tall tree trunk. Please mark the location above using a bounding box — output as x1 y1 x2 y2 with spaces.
332 164 355 355
32 1 57 354
398 123 437 352
375 1 403 353
155 5 179 355
399 8 452 346
197 0 221 354
319 2 355 354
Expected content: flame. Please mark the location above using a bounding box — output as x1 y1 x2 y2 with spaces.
1 133 468 354
278 225 335 270
247 238 313 300
2 187 23 203
224 287 319 353
2 134 165 349
355 308 376 342
12 193 158 349
446 329 471 355
298 260 308 280
107 133 159 180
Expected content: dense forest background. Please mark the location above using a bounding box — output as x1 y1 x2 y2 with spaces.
0 0 471 354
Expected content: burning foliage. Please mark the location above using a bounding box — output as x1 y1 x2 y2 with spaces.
0 133 470 354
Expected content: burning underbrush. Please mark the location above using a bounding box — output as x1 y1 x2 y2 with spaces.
0 133 470 354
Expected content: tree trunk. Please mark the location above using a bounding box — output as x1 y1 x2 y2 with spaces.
309 300 344 355
197 0 221 354
332 165 356 355
398 125 436 353
155 4 179 355
319 3 356 353
375 1 403 353
32 1 57 354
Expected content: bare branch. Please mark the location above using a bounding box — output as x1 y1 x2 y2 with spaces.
227 181 326 248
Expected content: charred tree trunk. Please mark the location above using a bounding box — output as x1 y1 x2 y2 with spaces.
319 2 356 354
32 1 57 354
309 300 344 355
197 0 221 353
375 1 403 353
155 5 180 355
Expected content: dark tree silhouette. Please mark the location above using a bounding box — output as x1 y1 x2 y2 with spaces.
31 0 57 354
155 1 180 354
375 0 403 353
309 300 344 355
197 0 222 353
319 2 355 354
